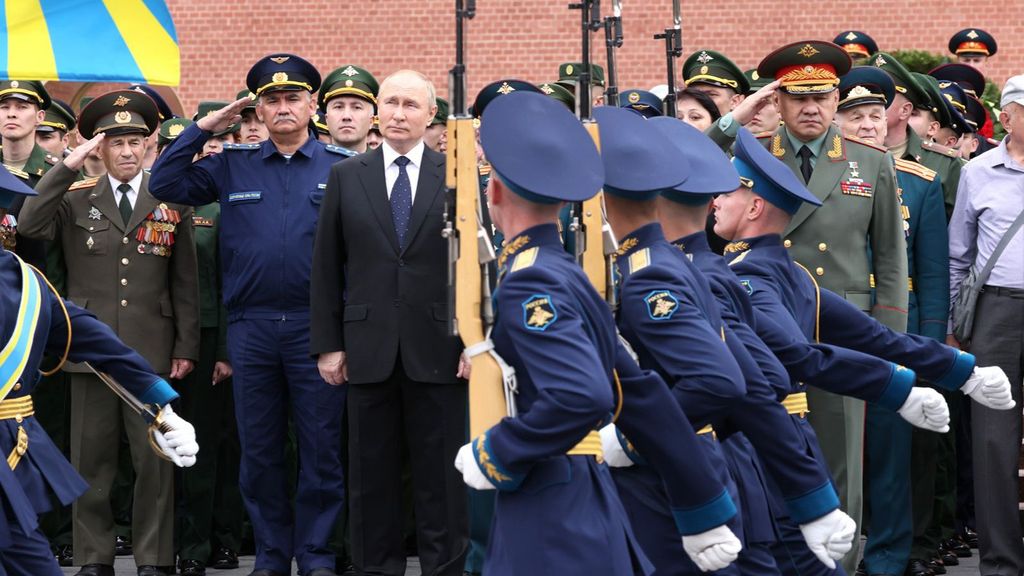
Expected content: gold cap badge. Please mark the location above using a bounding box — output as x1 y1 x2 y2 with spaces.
967 30 979 39
565 64 574 76
272 72 288 83
270 56 290 64
497 82 515 95
169 124 184 137
798 44 820 58
114 111 132 124
341 65 359 77
9 81 18 88
628 91 640 103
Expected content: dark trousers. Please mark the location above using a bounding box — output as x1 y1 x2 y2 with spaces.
34 366 71 548
347 359 468 576
228 317 346 574
0 519 63 576
178 327 243 562
970 289 1024 575
862 403 912 575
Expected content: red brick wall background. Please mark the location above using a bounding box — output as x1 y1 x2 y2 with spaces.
54 1 1024 116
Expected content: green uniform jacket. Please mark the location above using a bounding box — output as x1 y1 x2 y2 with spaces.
17 163 200 373
192 202 228 360
903 128 963 221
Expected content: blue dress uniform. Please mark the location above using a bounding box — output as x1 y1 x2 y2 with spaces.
596 109 841 576
0 169 180 575
148 55 352 575
463 92 738 576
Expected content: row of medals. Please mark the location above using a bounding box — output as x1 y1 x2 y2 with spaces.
137 204 181 257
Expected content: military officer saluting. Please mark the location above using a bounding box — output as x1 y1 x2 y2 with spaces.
456 90 744 575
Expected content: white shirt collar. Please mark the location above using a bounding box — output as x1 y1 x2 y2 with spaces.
381 139 425 170
107 170 144 195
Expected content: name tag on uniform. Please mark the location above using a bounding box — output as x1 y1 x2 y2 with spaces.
192 216 215 227
317 183 327 189
228 191 262 203
840 180 873 197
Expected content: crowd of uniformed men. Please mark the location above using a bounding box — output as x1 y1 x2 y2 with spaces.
0 20 1022 576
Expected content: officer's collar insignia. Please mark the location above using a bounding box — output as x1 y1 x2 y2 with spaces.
770 133 785 157
113 95 130 107
87 206 103 220
497 234 530 269
697 51 714 64
270 56 290 64
724 240 750 254
497 82 515 95
797 44 820 58
966 30 979 40
845 32 858 41
522 295 557 331
615 236 639 256
672 241 685 252
873 55 887 67
645 290 679 320
826 134 843 160
341 65 359 77
740 280 753 295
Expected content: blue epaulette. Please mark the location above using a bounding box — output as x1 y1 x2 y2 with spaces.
324 144 357 157
223 143 261 151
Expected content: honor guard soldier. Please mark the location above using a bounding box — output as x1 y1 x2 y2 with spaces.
833 31 878 63
18 89 201 576
538 83 575 113
235 90 268 144
0 161 198 576
457 89 742 576
598 107 857 576
318 65 379 154
36 98 76 159
148 54 349 576
948 28 997 75
555 62 606 107
682 49 748 116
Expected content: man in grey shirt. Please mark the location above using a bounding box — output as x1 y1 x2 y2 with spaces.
948 74 1024 576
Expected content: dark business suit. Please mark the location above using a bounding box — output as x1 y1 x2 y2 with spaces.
311 143 467 576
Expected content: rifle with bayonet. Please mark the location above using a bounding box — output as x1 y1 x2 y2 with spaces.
603 0 623 107
444 0 510 438
654 0 682 117
568 0 618 307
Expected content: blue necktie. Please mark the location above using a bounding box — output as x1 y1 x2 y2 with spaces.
391 156 412 247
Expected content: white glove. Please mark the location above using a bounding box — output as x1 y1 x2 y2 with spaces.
897 387 950 432
600 424 635 468
454 442 496 490
681 524 742 572
799 509 856 569
152 405 198 468
961 366 1016 410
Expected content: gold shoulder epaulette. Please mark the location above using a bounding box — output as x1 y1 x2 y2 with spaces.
478 164 492 176
2 165 29 180
843 134 887 153
894 158 937 182
628 248 650 273
68 177 100 191
921 139 959 158
510 247 538 272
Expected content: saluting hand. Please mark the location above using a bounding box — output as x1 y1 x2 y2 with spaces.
730 80 780 127
62 133 105 172
196 97 252 134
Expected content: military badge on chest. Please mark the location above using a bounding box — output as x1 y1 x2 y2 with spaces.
840 161 873 197
0 214 16 250
136 203 180 257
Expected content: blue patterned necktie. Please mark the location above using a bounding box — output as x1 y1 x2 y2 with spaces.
390 156 412 247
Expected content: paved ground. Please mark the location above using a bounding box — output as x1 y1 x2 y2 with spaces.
59 553 982 576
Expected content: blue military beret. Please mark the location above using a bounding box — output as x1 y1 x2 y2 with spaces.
246 53 321 97
0 166 37 209
619 89 663 118
648 117 739 204
732 127 820 215
481 92 603 204
838 66 895 111
594 106 687 201
127 84 174 121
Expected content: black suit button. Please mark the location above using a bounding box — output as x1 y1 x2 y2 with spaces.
393 299 400 308
398 259 405 267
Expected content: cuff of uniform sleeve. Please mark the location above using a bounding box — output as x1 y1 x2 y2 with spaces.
934 350 976 391
672 488 737 536
784 480 840 525
181 123 214 152
139 378 179 406
717 113 738 137
473 433 524 492
876 363 917 412
616 428 647 466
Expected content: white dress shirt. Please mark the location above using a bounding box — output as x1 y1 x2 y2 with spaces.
108 171 144 210
382 139 424 203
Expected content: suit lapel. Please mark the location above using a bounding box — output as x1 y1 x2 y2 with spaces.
87 177 124 233
357 147 401 254
127 173 159 234
402 148 443 254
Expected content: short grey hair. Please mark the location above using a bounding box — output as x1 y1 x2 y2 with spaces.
379 69 436 106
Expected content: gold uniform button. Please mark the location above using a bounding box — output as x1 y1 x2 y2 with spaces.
120 278 128 286
13 383 21 391
120 299 128 307
815 267 825 276
121 257 129 265
783 239 792 248
122 237 129 245
818 242 827 252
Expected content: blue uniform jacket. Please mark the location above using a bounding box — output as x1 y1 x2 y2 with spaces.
148 124 353 320
470 224 735 575
727 234 973 393
895 164 949 341
0 250 176 545
615 223 837 524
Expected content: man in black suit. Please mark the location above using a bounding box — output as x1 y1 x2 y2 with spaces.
311 69 468 576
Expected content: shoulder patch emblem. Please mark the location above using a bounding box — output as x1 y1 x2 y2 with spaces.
645 290 679 320
628 247 650 273
69 176 100 190
510 247 538 272
522 294 557 331
740 280 754 295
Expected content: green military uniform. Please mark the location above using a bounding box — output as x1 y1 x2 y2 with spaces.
903 128 962 221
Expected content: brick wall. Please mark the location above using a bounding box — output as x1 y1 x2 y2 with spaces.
55 1 1024 116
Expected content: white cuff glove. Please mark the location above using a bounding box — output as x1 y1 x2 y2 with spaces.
454 442 496 490
600 424 635 468
798 509 856 569
153 405 198 468
681 524 742 572
961 366 1016 410
897 387 950 432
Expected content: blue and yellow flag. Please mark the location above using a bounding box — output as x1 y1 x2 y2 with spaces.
0 0 179 85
